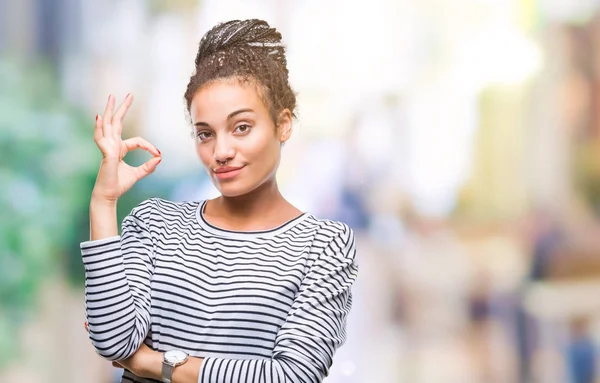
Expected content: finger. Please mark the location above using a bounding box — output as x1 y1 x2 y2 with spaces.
94 115 103 141
123 137 161 157
103 94 115 124
113 94 134 131
102 94 116 136
84 321 89 332
134 156 162 181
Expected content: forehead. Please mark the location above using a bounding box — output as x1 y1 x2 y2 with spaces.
190 79 267 120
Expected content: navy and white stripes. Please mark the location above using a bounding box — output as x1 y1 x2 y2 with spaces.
81 198 358 382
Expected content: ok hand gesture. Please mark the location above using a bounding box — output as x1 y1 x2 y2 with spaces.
92 94 161 203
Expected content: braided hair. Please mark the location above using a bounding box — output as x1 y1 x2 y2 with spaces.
184 19 297 124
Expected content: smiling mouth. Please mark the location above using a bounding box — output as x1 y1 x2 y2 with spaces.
213 165 245 180
214 165 244 174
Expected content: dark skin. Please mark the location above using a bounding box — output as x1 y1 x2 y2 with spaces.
86 80 301 382
204 184 303 232
191 79 302 231
86 19 304 383
185 20 300 231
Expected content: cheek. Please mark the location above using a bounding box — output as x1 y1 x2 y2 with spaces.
246 133 279 162
252 140 282 174
195 144 213 166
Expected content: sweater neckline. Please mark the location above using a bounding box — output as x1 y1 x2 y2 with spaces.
195 200 309 239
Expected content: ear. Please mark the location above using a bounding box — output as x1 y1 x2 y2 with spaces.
276 109 293 144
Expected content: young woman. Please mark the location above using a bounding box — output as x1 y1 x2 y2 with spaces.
81 19 358 383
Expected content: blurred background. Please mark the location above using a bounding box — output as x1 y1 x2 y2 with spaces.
2 0 600 382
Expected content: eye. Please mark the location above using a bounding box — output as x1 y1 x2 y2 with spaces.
234 124 251 134
195 131 213 141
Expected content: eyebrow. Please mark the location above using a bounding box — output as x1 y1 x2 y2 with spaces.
193 108 254 128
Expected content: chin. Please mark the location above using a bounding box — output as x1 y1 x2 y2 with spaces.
218 189 247 198
214 182 254 198
211 172 275 198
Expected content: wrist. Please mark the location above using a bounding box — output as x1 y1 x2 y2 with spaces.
89 194 119 240
139 350 164 380
90 193 118 208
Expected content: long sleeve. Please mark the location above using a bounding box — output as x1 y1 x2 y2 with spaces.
197 225 359 383
81 199 156 361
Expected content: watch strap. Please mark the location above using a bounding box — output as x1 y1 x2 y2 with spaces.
161 361 174 383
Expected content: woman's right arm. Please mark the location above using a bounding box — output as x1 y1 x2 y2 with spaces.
90 198 119 239
82 199 156 361
81 94 161 361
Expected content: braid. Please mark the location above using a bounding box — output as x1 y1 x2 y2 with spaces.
185 19 296 122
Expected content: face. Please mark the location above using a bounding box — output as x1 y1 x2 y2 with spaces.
189 79 292 197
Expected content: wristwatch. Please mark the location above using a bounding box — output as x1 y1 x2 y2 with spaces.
161 349 189 383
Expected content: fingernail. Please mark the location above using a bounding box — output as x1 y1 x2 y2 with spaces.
157 158 162 164
126 93 131 98
157 149 162 155
95 114 99 121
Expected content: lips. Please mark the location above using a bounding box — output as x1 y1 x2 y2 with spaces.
213 165 245 180
214 165 244 174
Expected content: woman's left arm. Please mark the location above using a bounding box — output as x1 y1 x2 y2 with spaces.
123 225 358 383
109 345 204 382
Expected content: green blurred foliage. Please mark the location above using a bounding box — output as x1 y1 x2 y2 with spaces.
0 58 100 366
0 57 168 367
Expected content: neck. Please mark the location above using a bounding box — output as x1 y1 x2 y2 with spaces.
214 180 285 219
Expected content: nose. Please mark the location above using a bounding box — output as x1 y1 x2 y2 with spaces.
214 135 235 165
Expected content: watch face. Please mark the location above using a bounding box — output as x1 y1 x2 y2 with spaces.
165 350 188 364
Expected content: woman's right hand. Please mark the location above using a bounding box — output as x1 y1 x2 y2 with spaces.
92 94 162 203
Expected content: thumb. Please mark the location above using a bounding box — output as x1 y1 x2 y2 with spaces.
136 156 162 180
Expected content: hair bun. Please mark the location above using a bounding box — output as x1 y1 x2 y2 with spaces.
185 18 296 119
194 19 285 68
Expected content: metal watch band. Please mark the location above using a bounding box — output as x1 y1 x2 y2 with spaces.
161 362 174 383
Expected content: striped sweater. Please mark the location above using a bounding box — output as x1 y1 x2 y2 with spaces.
81 198 358 382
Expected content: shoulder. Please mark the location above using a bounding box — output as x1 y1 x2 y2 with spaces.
304 215 356 260
305 215 355 243
128 197 202 223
